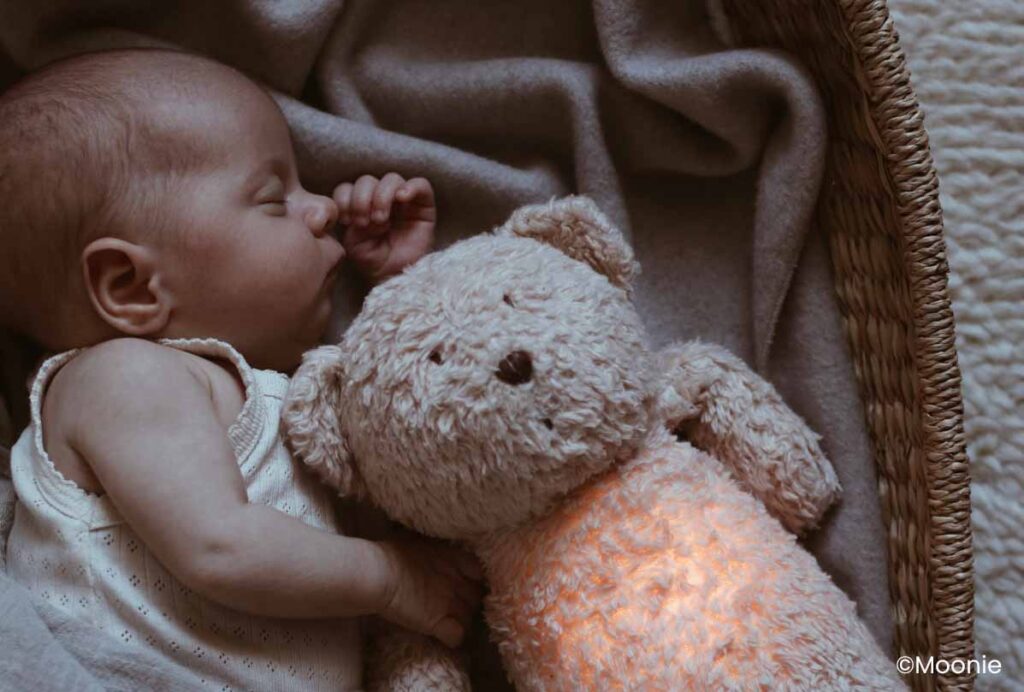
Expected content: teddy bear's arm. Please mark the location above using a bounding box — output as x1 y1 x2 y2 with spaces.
655 340 842 535
363 618 471 692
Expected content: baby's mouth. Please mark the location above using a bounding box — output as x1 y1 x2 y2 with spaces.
323 258 344 288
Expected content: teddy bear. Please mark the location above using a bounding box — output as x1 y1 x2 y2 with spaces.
282 196 906 690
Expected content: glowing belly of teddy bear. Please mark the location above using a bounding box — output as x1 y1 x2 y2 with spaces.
480 442 855 690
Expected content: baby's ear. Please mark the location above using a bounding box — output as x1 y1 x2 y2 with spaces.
282 345 366 499
494 196 639 290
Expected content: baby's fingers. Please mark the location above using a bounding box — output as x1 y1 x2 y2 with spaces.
332 183 354 224
432 550 483 615
455 550 483 581
452 574 483 619
434 544 483 582
371 172 406 225
350 175 380 226
396 177 435 210
432 617 465 649
431 587 475 649
448 591 476 634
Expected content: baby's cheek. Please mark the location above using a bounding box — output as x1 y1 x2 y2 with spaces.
275 258 324 307
262 241 319 286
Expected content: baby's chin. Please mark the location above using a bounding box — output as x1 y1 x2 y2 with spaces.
250 288 336 372
314 290 335 334
291 295 335 367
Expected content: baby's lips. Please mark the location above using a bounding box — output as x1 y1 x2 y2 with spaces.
323 269 339 289
323 253 345 287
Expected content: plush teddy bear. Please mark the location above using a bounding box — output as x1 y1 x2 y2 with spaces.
282 197 906 690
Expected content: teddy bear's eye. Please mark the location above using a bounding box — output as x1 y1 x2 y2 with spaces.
503 293 515 307
428 349 443 365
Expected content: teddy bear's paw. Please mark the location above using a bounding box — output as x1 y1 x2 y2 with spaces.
655 339 842 534
364 623 472 692
653 339 732 430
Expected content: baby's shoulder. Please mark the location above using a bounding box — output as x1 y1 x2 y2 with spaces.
55 338 201 395
46 338 215 426
49 338 245 438
40 339 208 494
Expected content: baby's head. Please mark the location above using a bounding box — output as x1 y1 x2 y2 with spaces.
0 48 342 370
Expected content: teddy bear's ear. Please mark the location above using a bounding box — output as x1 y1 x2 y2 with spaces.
494 196 639 290
281 344 366 499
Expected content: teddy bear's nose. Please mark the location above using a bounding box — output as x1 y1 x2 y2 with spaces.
496 350 533 386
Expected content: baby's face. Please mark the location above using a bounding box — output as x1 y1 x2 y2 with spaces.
149 77 343 371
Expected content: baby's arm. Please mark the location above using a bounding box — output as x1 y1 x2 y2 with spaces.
60 339 479 647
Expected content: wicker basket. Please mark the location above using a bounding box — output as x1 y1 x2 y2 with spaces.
719 1 974 690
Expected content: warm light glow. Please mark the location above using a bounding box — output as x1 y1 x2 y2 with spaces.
486 444 818 689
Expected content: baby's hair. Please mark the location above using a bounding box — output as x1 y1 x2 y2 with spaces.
0 47 245 348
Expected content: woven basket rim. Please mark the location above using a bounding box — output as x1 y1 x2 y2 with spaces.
836 0 974 672
719 1 975 689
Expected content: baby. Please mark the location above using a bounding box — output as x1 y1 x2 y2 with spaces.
0 47 481 690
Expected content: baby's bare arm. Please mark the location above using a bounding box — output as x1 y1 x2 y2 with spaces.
59 339 478 644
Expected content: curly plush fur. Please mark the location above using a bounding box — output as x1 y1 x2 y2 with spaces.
481 442 897 689
283 196 905 690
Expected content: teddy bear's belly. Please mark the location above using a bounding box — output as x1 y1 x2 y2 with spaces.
480 442 898 691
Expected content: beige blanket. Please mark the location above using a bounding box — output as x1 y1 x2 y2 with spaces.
0 0 893 686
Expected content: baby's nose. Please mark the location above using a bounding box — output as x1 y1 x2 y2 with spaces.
496 350 533 386
307 196 339 237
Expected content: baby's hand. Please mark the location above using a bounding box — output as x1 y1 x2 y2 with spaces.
333 173 435 281
376 534 483 648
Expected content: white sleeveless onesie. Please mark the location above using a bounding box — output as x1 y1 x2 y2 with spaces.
6 338 362 691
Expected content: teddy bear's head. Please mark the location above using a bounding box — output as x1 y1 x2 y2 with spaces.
283 197 657 542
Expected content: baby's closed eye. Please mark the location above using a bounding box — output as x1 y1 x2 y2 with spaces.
260 200 288 215
255 179 288 211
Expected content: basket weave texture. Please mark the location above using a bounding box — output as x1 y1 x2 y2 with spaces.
720 1 974 690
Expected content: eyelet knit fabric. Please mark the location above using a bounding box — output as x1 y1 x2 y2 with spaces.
6 338 361 691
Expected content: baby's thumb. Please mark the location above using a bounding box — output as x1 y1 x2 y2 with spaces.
433 617 464 648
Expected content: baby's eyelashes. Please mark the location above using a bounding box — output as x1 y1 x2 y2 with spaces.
259 201 288 217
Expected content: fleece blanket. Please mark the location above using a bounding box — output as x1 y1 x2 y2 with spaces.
0 0 894 687
890 1 1022 687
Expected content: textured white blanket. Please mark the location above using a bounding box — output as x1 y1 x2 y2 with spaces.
889 1 1023 687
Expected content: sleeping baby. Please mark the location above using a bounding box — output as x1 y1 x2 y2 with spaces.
0 47 481 690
